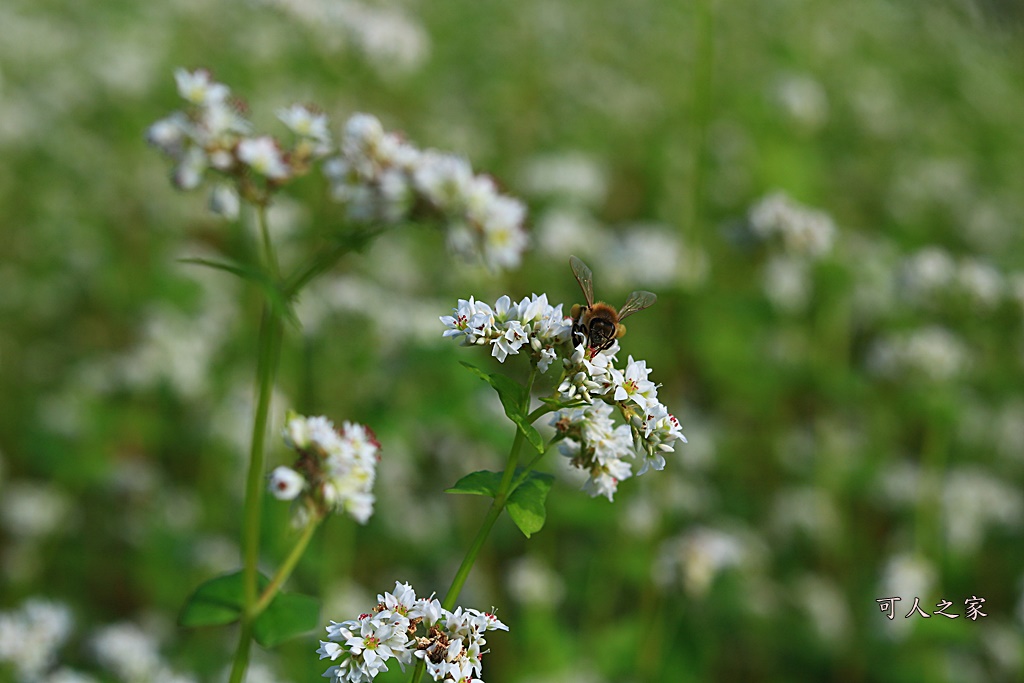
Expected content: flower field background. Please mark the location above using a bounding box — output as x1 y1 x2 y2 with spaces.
3 0 1024 681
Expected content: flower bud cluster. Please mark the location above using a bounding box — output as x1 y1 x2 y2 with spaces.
441 293 686 500
317 581 507 683
748 191 836 259
440 294 572 372
269 412 380 524
324 114 529 271
147 69 331 212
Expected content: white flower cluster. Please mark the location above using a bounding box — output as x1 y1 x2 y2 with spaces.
0 599 73 681
748 191 836 259
440 293 686 501
554 347 685 500
269 412 380 524
324 113 529 271
147 68 332 214
899 247 1005 310
149 70 529 270
91 622 198 683
653 527 754 597
867 326 969 382
440 294 572 372
317 581 507 683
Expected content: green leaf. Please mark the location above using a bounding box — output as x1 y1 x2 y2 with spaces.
179 571 268 627
180 257 297 328
488 372 528 416
539 396 590 410
459 363 545 454
253 593 320 648
458 360 491 383
446 470 502 497
507 472 555 538
179 256 260 281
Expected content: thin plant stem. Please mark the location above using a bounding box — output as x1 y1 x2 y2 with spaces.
684 0 715 250
409 369 541 683
228 621 255 683
442 426 527 612
914 415 948 561
229 249 285 683
256 204 280 281
284 225 389 298
252 511 323 618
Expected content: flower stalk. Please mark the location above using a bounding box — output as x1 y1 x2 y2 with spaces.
229 302 284 683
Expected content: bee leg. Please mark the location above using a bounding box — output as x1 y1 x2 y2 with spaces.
570 303 584 318
615 323 626 338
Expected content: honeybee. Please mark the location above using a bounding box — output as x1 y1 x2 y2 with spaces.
569 255 657 352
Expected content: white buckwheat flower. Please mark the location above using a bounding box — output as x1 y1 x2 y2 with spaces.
237 136 290 180
269 466 305 501
278 105 331 148
0 599 73 681
325 115 528 271
748 191 836 259
174 68 229 106
444 289 685 501
272 412 381 523
319 582 506 683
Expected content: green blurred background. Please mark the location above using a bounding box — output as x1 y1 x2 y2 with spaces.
3 0 1024 681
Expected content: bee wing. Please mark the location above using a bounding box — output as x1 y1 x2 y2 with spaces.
569 255 595 307
617 290 657 320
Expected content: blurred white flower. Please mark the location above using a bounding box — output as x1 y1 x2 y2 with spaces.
208 183 240 220
519 152 608 206
92 623 164 682
326 114 529 271
344 5 430 76
867 326 969 382
0 482 70 539
748 191 836 259
771 486 840 545
0 599 73 681
775 73 829 131
277 413 380 524
43 667 99 683
898 246 955 305
795 575 849 646
762 254 810 312
943 467 1023 556
534 207 610 257
654 526 756 597
878 553 936 640
278 104 331 147
956 257 1003 308
174 68 229 106
237 136 289 180
506 556 566 606
597 225 707 290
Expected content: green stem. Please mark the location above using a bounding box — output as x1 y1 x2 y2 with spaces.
229 303 284 683
251 511 323 618
914 416 948 560
442 427 526 612
228 621 255 683
256 204 280 282
284 225 389 297
410 370 541 683
685 0 715 250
